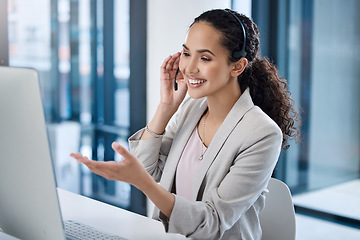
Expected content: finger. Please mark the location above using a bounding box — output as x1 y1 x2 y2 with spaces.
173 52 181 63
173 52 182 71
81 161 106 176
160 55 172 74
69 152 84 161
69 152 112 179
160 72 170 81
173 57 180 71
164 53 181 73
166 54 178 71
70 152 92 165
69 152 81 158
89 161 121 181
111 142 132 159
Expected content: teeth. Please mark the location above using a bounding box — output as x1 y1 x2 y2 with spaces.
189 78 206 84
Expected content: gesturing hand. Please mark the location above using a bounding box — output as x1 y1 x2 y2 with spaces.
70 142 149 189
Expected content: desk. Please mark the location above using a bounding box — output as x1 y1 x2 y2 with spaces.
0 232 20 240
58 188 187 240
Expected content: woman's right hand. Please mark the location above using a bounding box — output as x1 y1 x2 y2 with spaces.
160 52 188 111
140 52 188 140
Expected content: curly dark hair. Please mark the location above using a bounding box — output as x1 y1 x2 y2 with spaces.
193 9 301 149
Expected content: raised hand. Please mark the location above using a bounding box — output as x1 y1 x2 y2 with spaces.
160 52 188 111
140 52 189 140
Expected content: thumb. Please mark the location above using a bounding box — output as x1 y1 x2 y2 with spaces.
111 142 132 159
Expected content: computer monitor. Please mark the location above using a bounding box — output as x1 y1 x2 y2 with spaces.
0 66 66 240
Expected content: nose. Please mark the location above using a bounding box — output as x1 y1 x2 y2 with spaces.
183 57 199 75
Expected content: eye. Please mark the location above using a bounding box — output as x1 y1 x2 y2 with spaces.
201 56 211 62
182 51 190 57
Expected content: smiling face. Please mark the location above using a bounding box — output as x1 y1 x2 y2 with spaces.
179 21 241 100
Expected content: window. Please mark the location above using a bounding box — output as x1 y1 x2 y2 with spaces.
3 0 147 215
246 0 360 229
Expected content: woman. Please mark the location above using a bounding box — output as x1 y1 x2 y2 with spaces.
71 9 300 240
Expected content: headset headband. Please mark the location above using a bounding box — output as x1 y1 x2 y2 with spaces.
224 9 247 59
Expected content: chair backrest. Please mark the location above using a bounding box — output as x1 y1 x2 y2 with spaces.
259 178 296 240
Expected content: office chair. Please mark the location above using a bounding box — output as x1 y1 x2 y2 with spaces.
259 178 296 240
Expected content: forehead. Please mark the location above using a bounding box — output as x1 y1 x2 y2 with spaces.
185 21 225 52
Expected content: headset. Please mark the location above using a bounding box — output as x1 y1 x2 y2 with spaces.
224 9 247 59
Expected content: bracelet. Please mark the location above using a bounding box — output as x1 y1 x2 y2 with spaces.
145 125 164 138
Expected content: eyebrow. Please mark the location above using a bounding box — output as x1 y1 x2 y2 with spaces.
182 44 216 57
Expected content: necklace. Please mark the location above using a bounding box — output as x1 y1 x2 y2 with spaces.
199 111 208 161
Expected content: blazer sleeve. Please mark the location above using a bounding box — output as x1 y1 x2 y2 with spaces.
165 119 283 239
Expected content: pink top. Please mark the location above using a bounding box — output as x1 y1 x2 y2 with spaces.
175 126 207 200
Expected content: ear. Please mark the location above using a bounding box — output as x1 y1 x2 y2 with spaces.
231 58 248 77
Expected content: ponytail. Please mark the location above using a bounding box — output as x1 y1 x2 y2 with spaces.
239 57 301 149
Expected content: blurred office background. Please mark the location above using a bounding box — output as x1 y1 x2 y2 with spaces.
0 0 359 239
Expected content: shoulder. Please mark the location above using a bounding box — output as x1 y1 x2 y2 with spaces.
230 88 282 140
246 106 280 131
226 89 282 150
238 106 282 149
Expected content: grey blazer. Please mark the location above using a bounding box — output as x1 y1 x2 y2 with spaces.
129 89 282 240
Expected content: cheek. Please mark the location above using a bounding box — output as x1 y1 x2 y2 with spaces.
203 64 220 77
205 65 231 83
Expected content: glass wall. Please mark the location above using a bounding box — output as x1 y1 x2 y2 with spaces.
306 0 359 189
5 0 147 214
8 0 54 119
286 0 360 224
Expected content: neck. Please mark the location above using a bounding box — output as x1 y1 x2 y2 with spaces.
206 84 241 124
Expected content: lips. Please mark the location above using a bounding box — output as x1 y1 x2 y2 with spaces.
188 77 207 85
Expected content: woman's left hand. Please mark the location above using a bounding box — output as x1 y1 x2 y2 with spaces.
71 142 175 218
70 142 149 189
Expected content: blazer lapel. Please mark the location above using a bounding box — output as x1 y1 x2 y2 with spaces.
192 88 254 200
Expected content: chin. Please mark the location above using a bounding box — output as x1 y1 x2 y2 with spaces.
188 91 206 99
